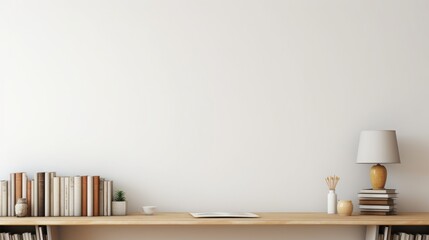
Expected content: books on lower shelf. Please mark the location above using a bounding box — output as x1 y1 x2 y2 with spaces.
358 189 398 215
377 226 429 240
0 226 52 240
0 172 114 217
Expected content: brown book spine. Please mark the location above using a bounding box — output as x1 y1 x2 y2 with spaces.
81 176 87 216
93 176 100 216
15 172 22 204
38 172 45 216
27 180 31 216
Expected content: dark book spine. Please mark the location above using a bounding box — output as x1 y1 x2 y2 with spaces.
81 176 87 216
37 172 45 216
93 176 100 216
15 172 22 205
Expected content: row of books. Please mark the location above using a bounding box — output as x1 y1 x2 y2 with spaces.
378 226 429 240
0 226 52 240
0 172 114 217
358 189 398 215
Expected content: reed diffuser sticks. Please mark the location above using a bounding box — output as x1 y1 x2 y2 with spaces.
325 175 340 190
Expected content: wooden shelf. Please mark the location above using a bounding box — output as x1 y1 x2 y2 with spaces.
1 212 429 226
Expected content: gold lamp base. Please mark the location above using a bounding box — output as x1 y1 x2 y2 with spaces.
370 164 387 190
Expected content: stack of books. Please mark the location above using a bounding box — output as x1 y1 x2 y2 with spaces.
358 189 397 215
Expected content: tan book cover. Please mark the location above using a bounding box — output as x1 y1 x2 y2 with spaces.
15 172 22 205
27 180 31 217
93 176 100 216
81 176 87 216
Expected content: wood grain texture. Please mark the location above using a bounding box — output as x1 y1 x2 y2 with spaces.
1 212 429 226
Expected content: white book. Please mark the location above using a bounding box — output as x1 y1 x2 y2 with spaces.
383 226 389 240
0 180 7 216
22 173 27 200
99 178 104 216
10 173 15 216
33 173 38 217
49 172 56 216
87 177 93 216
416 234 423 240
107 180 112 216
46 226 52 240
74 176 82 216
34 226 40 240
64 177 69 216
60 177 65 216
53 177 60 217
30 180 34 216
103 180 108 216
69 177 74 216
44 172 50 216
38 227 43 240
410 234 416 240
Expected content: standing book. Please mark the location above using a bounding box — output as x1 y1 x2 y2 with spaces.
0 180 7 216
64 177 69 216
27 180 31 217
15 172 22 205
81 176 88 216
74 176 82 216
87 176 93 216
37 172 45 217
44 172 50 217
53 177 60 217
93 176 100 216
9 173 15 216
60 177 65 217
69 176 74 216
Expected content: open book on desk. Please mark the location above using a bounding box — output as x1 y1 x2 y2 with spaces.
190 212 259 218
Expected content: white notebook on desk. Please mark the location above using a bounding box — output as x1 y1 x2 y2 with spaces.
190 212 259 218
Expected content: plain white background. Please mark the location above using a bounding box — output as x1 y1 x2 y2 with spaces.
1 0 429 239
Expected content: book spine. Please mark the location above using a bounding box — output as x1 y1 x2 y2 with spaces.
60 177 65 216
26 180 31 217
74 176 82 216
22 173 27 200
44 172 50 216
64 177 69 216
53 177 60 217
10 173 15 216
15 172 22 205
81 176 87 216
50 172 56 216
87 176 93 216
32 179 36 216
0 181 7 216
93 176 100 216
103 180 108 216
37 172 45 217
99 178 104 216
107 180 112 216
69 176 74 216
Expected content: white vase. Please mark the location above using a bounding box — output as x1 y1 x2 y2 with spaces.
15 198 28 217
327 190 337 214
112 201 127 216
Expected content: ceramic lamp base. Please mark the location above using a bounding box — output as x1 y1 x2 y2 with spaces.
370 164 387 190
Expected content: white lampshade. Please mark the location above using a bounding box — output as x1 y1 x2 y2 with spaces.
356 130 401 164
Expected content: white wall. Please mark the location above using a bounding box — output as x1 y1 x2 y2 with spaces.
1 0 429 239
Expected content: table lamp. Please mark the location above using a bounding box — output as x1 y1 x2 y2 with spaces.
356 130 400 190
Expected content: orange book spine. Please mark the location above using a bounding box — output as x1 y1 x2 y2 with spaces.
15 173 22 204
27 180 31 216
93 176 100 216
81 176 87 216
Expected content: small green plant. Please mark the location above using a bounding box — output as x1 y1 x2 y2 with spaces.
114 190 126 201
